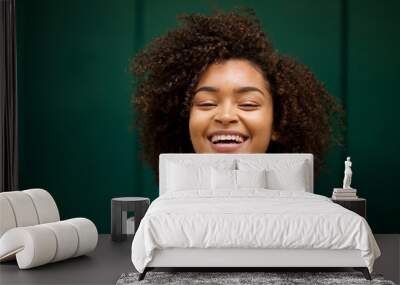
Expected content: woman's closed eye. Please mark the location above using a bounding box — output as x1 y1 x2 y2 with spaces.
194 102 260 110
194 101 217 108
238 102 260 110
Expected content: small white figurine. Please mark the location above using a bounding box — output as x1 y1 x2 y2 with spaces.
342 157 353 189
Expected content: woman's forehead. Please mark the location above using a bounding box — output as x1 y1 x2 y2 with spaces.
195 59 269 90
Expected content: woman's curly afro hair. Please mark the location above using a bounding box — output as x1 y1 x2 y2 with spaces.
131 9 343 180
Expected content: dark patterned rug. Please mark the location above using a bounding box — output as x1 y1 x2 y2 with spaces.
116 271 396 285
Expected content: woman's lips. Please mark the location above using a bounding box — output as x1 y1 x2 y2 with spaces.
208 139 248 153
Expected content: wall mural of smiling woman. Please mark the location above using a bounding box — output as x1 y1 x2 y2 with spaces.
131 9 343 181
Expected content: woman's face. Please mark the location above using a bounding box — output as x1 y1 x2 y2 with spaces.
189 59 275 153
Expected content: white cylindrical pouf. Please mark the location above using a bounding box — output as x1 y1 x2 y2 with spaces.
42 221 79 262
24 189 60 224
0 226 57 269
1 192 39 227
65 218 98 257
0 195 17 237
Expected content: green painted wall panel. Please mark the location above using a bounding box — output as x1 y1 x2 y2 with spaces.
17 0 139 233
347 0 400 232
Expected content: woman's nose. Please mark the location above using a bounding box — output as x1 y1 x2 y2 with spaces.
214 104 238 125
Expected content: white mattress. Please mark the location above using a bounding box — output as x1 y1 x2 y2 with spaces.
131 190 380 273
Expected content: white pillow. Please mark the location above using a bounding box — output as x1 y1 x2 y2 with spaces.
237 159 308 191
236 169 267 189
211 168 236 190
266 162 307 191
166 162 211 191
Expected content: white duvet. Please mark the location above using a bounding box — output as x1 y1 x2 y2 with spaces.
131 190 380 273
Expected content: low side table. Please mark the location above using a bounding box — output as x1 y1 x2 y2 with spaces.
331 198 366 219
111 197 150 242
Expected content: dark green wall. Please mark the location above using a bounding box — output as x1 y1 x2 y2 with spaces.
346 0 400 232
17 0 400 233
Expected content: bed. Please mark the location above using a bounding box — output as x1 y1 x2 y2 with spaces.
131 153 381 280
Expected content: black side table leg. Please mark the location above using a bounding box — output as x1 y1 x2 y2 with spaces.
134 200 150 234
111 200 124 241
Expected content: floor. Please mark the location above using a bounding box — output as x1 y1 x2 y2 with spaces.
0 234 399 284
374 234 400 284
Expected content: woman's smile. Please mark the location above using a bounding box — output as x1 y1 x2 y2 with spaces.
189 59 276 154
206 131 249 153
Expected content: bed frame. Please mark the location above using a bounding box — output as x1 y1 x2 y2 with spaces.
140 248 371 280
138 154 372 281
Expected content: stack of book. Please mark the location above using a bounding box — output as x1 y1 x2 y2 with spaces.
332 188 358 200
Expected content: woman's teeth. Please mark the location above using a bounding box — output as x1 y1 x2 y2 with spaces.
210 134 245 144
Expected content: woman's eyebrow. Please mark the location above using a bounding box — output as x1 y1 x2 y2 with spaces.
194 86 218 94
234 86 265 96
194 86 265 96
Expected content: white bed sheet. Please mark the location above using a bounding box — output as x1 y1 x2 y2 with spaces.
131 190 380 273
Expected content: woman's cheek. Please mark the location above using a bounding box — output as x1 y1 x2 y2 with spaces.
241 109 273 152
190 110 208 133
189 109 210 151
240 109 270 129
